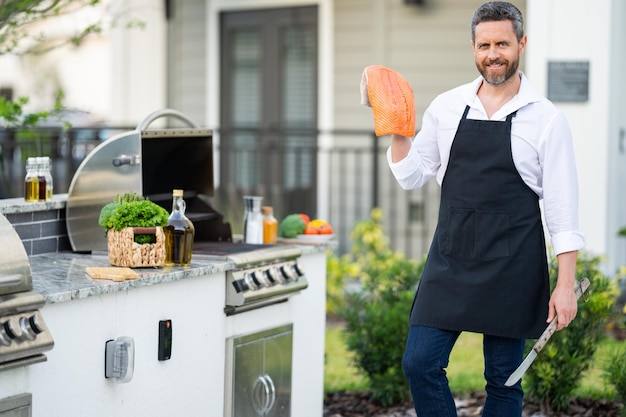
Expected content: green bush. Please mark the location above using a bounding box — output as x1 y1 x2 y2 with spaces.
603 346 626 410
524 251 617 412
332 208 424 406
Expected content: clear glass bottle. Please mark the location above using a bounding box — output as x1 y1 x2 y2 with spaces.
164 189 195 265
34 157 47 202
24 157 39 202
262 206 278 244
42 157 53 201
243 196 263 244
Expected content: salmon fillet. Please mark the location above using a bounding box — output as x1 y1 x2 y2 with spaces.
360 65 415 137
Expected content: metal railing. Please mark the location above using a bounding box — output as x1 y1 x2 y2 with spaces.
0 126 438 259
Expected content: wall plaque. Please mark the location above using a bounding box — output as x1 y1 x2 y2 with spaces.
547 61 589 103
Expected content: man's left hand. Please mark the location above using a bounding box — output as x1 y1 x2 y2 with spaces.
548 250 579 330
548 284 578 330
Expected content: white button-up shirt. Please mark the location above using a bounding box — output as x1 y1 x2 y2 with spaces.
387 72 584 255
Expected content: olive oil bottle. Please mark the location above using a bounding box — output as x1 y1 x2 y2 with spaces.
165 189 195 265
24 157 39 202
42 157 53 201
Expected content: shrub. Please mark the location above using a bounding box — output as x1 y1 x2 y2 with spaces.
603 346 626 413
333 208 424 406
524 251 617 412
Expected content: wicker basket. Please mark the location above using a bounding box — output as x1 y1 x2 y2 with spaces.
107 226 166 268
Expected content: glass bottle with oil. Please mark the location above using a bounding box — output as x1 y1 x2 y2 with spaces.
42 157 53 201
165 189 195 265
24 157 39 202
36 157 47 202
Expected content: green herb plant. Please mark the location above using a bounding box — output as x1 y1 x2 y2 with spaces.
98 192 169 244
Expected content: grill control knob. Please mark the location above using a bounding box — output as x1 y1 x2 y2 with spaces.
251 271 271 288
279 265 297 281
293 263 304 277
268 267 285 284
29 315 44 334
232 278 250 293
19 315 43 341
264 268 277 284
3 317 22 339
243 272 260 291
0 325 10 346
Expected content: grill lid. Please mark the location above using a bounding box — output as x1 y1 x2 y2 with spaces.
66 109 220 252
0 213 32 295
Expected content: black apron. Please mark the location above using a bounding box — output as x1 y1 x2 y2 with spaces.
410 105 549 339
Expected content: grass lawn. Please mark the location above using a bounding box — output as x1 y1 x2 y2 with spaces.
325 324 620 399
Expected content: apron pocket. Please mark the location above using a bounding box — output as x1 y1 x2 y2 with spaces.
444 208 510 259
475 209 510 258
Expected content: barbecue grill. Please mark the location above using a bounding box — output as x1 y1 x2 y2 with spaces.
66 109 232 252
0 213 54 371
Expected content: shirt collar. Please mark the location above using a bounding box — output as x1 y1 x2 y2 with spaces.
461 72 544 116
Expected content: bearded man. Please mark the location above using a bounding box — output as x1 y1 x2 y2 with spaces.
383 2 584 416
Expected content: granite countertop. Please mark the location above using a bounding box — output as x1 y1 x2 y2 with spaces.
28 243 331 305
1 194 333 305
29 251 235 305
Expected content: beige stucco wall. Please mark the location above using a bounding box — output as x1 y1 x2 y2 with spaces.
333 0 521 131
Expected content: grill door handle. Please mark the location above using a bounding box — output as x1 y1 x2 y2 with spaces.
252 374 276 415
0 274 23 287
136 108 199 130
112 154 141 167
264 374 276 413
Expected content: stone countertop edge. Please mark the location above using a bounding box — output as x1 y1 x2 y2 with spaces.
0 194 68 213
28 244 331 305
29 251 236 305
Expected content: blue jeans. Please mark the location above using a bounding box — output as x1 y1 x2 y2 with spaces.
401 325 525 417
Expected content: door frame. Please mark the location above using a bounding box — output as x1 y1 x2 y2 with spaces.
206 0 333 221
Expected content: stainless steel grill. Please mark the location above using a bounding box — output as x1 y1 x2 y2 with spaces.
66 109 232 253
0 213 54 372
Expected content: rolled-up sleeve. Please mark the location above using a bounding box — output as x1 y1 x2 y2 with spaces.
540 112 585 255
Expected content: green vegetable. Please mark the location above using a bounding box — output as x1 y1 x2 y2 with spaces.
98 193 169 244
278 214 307 238
98 202 121 229
109 200 169 231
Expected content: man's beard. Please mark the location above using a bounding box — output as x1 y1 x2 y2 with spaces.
476 57 519 86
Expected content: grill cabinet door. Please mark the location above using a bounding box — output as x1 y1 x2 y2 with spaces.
230 325 293 417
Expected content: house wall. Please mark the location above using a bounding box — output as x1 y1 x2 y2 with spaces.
110 0 167 126
607 0 626 274
526 0 625 274
333 0 491 131
166 1 208 126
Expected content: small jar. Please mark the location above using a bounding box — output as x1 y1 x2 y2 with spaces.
262 206 278 244
36 157 47 202
24 157 39 202
42 157 53 201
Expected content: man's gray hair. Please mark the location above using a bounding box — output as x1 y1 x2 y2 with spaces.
471 2 524 42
